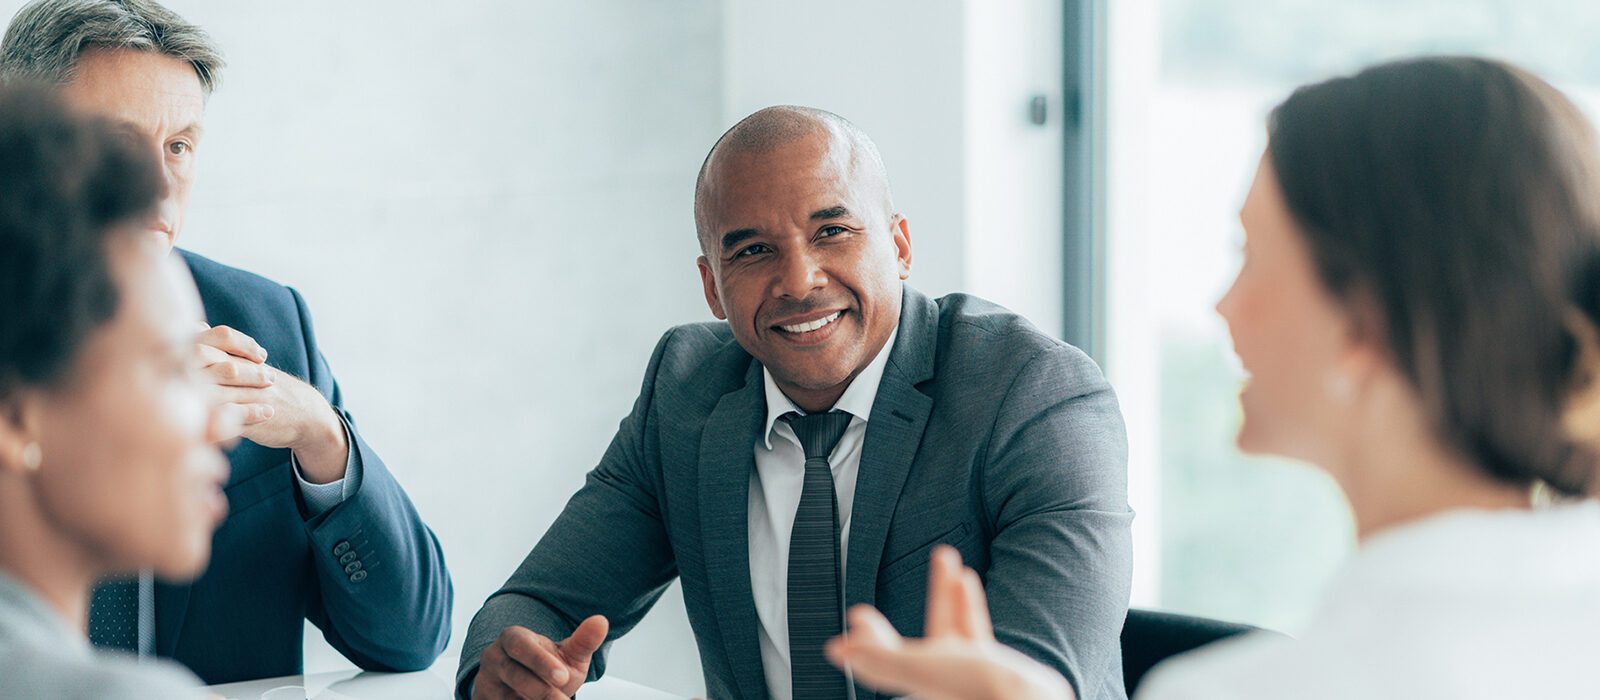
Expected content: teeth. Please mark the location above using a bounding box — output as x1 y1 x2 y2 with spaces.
780 311 841 334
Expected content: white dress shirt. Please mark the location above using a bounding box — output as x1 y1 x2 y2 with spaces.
1139 501 1600 699
749 326 898 700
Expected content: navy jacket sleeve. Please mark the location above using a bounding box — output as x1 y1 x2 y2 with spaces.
288 287 455 671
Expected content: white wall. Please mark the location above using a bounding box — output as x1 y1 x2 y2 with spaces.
179 2 725 694
723 0 1065 336
1 0 727 694
963 0 1066 338
1 1 1066 696
722 0 969 301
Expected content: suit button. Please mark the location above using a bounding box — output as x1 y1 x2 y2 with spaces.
350 570 368 583
333 541 350 556
344 561 363 575
339 551 357 565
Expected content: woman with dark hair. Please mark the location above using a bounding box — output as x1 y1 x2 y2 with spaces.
0 84 237 698
826 56 1600 699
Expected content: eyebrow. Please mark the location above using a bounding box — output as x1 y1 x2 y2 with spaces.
718 205 857 252
720 228 760 252
812 205 851 221
108 119 205 139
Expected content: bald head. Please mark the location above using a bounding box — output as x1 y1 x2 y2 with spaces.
694 106 893 251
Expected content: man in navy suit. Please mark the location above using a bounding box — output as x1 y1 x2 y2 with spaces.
0 0 453 684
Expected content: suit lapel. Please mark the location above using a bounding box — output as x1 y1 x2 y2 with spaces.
699 359 771 700
846 287 938 611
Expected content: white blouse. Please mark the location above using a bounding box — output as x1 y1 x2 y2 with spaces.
1139 501 1600 699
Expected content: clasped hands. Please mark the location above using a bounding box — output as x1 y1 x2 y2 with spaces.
198 324 349 484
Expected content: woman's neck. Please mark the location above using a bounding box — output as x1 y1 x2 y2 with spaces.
0 478 98 631
1339 428 1532 543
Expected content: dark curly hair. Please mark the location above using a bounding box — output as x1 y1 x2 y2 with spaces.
0 81 163 398
1268 57 1600 496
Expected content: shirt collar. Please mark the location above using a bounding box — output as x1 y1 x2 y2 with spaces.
761 324 900 450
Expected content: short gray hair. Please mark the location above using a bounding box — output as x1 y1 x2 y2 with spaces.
0 0 224 96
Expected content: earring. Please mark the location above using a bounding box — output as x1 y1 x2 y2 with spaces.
20 442 42 471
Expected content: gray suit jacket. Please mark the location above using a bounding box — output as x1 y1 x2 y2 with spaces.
458 287 1133 700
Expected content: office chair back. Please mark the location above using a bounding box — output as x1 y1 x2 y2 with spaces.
1121 608 1264 695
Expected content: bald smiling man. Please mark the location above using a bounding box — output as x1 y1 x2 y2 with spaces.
458 107 1134 700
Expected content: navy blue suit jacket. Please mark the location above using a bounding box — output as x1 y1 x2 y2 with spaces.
154 249 453 684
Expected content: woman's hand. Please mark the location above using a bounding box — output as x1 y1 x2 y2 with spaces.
825 546 1078 700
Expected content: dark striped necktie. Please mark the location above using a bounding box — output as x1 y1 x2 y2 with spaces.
783 410 854 700
88 574 151 656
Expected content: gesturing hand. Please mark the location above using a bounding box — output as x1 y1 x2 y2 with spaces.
197 324 348 483
473 615 610 700
825 546 1077 700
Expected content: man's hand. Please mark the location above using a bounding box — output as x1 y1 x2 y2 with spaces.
198 324 349 483
825 546 1077 700
473 616 610 700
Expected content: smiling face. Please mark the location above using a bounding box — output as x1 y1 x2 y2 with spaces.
1216 156 1361 466
696 127 912 412
59 47 205 250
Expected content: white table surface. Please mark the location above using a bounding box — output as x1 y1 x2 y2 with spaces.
206 659 687 700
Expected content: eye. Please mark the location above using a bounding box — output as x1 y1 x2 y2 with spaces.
735 243 772 258
168 140 192 156
819 225 848 237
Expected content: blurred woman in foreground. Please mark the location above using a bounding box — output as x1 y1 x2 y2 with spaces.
0 84 238 698
828 56 1600 699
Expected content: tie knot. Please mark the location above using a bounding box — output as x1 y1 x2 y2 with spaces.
783 411 853 461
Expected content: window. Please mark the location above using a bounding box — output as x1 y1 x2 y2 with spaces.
1101 0 1600 630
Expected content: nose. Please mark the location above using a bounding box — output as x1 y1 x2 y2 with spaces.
151 162 180 232
772 247 827 300
1215 272 1242 320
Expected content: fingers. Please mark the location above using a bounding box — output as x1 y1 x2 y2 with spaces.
832 633 1048 700
560 615 610 665
958 567 995 641
828 634 948 700
476 673 570 700
208 403 249 445
205 357 275 388
925 545 967 638
217 401 274 425
198 324 267 363
842 605 904 651
239 403 275 424
829 606 918 697
497 626 575 689
196 342 232 367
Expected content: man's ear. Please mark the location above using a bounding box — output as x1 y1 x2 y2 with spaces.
697 256 728 320
891 214 913 280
